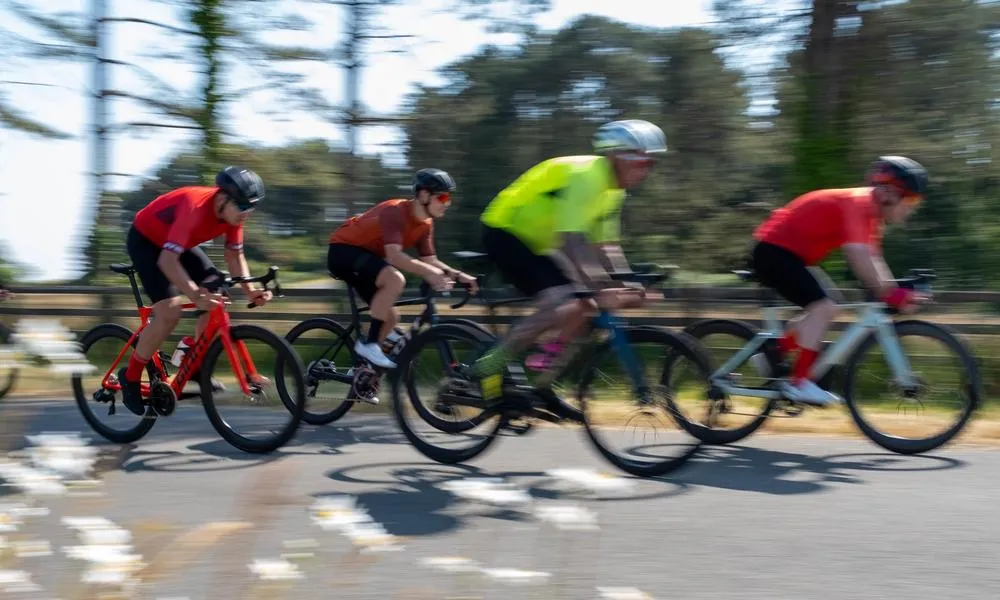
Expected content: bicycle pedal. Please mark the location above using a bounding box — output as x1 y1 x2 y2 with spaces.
501 419 534 435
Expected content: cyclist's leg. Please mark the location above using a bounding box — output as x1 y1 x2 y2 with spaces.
327 244 398 368
119 227 190 414
472 226 585 391
751 241 840 405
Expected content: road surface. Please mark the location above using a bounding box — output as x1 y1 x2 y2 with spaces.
0 398 996 599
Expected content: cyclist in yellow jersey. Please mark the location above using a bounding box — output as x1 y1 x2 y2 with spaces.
469 119 667 397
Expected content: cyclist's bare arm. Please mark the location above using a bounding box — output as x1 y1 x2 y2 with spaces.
223 248 260 296
842 243 896 297
597 243 632 275
157 252 203 301
384 244 444 280
561 233 616 289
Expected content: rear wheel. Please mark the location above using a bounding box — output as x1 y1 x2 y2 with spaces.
71 324 157 444
673 319 775 444
200 325 306 453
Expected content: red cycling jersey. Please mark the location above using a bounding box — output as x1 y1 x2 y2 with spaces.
753 187 883 265
132 186 243 254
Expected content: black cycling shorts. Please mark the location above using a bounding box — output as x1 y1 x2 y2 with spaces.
126 225 218 304
481 224 572 297
751 241 828 308
327 243 391 304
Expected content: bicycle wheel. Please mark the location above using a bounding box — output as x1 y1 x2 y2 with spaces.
577 326 709 477
200 324 307 453
673 319 775 444
280 318 357 425
0 323 19 401
71 323 157 444
390 322 504 464
843 319 981 454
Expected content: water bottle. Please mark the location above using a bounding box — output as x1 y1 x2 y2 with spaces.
381 327 407 358
170 336 195 367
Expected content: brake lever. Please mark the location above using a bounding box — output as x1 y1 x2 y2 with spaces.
246 266 281 309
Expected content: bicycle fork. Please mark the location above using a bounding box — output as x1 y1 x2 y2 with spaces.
595 311 653 405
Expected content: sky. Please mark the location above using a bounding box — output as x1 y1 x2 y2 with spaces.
1 0 733 281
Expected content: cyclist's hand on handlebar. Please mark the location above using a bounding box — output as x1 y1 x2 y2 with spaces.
194 291 225 311
427 271 453 292
247 288 273 307
883 286 928 315
454 272 479 294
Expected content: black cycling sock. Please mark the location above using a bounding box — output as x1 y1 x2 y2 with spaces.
367 319 383 344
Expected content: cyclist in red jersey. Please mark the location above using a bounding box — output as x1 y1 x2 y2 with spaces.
327 168 477 376
117 166 271 415
750 156 930 406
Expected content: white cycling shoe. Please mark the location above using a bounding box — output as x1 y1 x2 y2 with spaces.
780 379 842 407
354 341 396 369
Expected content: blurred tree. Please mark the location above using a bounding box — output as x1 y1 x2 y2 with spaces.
403 15 763 271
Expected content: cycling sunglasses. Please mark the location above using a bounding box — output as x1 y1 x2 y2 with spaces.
432 192 451 206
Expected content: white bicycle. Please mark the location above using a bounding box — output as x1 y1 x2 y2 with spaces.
670 268 982 454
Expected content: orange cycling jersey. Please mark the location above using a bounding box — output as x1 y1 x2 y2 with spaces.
329 199 434 257
753 187 883 266
132 186 243 254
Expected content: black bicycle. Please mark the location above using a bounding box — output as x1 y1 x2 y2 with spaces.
278 275 480 425
389 269 713 478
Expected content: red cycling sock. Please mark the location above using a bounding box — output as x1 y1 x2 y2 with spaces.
791 348 819 384
777 330 799 356
125 352 149 382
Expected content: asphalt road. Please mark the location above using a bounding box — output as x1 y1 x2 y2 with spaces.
0 398 997 599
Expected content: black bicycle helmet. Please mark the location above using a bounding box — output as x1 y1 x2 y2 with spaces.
216 166 265 208
413 168 456 195
866 156 928 196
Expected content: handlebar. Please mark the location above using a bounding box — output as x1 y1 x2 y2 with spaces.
204 265 284 309
418 276 481 310
863 268 936 313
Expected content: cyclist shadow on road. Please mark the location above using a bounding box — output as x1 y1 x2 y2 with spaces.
669 442 967 496
320 459 693 539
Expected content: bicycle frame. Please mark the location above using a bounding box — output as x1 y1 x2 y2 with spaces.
711 300 917 400
309 283 463 385
532 310 652 400
99 293 262 399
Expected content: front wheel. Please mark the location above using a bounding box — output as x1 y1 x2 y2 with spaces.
843 320 981 454
578 326 709 477
200 324 307 453
281 317 358 426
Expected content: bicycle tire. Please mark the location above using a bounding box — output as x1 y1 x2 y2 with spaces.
436 317 493 337
280 317 357 425
843 319 982 454
71 323 157 444
577 326 708 477
674 318 776 444
200 324 307 453
390 322 504 464
0 322 19 400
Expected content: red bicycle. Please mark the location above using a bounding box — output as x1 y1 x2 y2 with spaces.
71 263 307 453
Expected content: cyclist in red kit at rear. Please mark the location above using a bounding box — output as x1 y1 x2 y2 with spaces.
117 166 272 415
750 156 930 406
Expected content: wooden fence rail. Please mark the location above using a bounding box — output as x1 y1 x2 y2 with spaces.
2 282 1000 337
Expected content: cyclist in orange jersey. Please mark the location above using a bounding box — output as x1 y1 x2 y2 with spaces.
327 168 478 376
